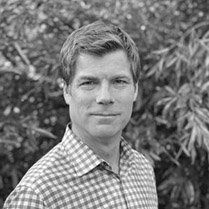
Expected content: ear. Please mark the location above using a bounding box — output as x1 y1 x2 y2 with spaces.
133 83 138 102
63 84 71 105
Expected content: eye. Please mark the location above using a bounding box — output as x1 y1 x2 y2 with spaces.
80 81 95 86
79 80 97 90
114 79 128 85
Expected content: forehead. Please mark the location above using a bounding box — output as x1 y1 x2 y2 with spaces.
74 50 132 79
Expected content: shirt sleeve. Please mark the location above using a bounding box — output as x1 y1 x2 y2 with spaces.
3 186 46 209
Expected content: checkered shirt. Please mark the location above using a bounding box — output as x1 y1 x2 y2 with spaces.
3 125 158 208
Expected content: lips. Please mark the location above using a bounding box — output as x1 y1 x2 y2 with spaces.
90 113 120 117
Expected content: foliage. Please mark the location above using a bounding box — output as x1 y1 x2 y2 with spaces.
0 0 209 208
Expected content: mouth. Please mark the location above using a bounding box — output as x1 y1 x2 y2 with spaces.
90 113 120 117
90 113 120 124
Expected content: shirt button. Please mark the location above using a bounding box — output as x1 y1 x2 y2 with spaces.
101 162 109 168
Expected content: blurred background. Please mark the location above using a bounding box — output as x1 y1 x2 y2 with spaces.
0 0 209 208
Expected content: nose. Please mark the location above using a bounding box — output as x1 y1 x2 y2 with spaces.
96 83 114 105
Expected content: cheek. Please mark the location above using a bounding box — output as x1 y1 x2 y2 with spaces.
118 98 134 117
118 91 136 106
119 99 134 128
124 101 134 113
70 95 92 113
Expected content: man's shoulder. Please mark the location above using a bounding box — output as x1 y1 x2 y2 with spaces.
121 138 154 171
3 134 78 208
132 149 154 171
17 141 73 192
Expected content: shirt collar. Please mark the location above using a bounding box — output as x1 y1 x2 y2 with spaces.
119 137 135 176
62 125 135 177
62 125 104 176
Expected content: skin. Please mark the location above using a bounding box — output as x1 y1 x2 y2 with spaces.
64 50 138 173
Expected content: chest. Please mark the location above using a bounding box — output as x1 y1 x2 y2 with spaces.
43 168 157 209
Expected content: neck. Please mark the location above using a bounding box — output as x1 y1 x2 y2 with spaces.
72 126 121 173
93 140 120 173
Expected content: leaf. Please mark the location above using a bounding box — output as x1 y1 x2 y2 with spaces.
188 41 198 58
158 56 165 72
152 47 170 55
0 68 22 75
188 126 196 152
165 56 177 68
162 97 177 118
0 138 20 148
200 81 209 92
28 126 57 139
165 86 176 95
199 125 209 152
205 55 209 67
175 51 189 64
180 140 190 157
198 39 209 52
185 181 195 204
156 96 173 107
195 107 209 123
178 83 191 95
3 106 12 116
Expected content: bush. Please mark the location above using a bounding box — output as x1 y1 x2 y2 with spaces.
1 0 209 208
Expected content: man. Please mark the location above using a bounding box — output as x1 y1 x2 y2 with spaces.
4 21 158 208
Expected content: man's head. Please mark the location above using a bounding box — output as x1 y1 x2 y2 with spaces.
61 21 140 142
60 21 140 85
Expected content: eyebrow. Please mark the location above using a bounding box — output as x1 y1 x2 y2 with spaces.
112 75 132 80
77 76 98 81
76 76 99 84
76 74 133 83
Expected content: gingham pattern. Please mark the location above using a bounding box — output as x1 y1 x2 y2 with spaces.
3 125 158 208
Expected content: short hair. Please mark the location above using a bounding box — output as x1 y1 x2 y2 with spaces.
60 21 140 85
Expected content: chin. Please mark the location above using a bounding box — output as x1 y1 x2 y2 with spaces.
93 128 120 140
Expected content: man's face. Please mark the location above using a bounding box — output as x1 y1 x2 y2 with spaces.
64 50 138 142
